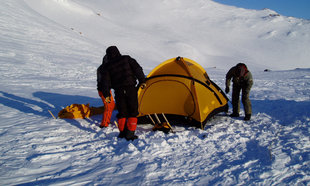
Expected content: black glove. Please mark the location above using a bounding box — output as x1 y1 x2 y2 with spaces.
225 87 229 94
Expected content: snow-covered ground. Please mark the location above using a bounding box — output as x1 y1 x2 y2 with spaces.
0 0 309 185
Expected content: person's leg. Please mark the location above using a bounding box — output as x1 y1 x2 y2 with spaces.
114 88 128 119
231 84 241 117
242 86 252 120
125 117 138 140
126 86 139 117
114 88 128 137
117 118 126 138
124 86 139 140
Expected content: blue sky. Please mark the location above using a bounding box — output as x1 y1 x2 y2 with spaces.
213 0 310 20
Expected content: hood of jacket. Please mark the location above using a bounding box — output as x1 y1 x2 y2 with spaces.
106 46 121 61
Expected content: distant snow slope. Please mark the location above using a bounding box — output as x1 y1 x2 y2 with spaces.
0 0 309 185
23 0 310 70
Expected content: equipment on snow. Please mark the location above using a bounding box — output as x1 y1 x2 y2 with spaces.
152 122 171 134
151 113 172 134
162 113 174 133
58 103 105 119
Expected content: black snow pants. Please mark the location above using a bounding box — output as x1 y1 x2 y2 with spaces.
114 86 139 118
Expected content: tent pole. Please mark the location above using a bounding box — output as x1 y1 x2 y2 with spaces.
162 113 174 133
147 114 156 125
154 113 161 123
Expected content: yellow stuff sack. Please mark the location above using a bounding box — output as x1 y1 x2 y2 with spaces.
58 104 104 119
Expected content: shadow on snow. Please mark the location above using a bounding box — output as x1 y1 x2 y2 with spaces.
0 91 104 132
251 99 310 125
1 90 309 127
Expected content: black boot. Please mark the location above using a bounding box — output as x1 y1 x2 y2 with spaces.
230 113 239 117
118 127 129 138
125 131 138 141
118 131 125 138
244 114 251 121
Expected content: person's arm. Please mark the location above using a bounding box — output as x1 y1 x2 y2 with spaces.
225 67 235 93
101 70 111 98
245 71 253 88
129 58 146 84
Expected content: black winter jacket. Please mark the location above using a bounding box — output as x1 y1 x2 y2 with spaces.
97 55 108 93
97 52 145 98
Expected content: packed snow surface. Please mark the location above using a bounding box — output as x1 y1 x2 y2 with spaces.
0 0 309 185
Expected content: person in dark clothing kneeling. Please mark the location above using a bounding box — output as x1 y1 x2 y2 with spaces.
225 63 253 121
98 46 146 141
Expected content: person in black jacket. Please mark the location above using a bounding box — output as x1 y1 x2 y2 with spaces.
98 46 146 140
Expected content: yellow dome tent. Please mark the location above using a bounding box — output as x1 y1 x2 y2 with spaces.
137 57 228 129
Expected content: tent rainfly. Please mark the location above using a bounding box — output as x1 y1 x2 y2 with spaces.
137 57 228 129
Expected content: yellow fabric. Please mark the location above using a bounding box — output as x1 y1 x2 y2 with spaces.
58 103 105 119
138 57 228 126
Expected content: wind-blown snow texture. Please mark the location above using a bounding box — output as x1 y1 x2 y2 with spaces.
0 0 309 185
